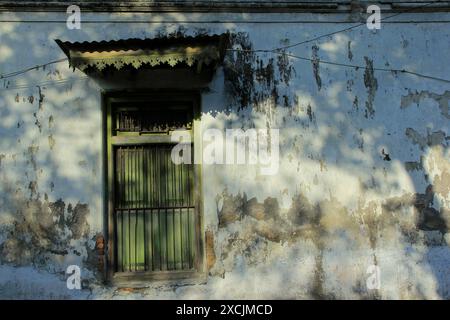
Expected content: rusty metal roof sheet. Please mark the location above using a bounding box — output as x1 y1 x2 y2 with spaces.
55 34 228 72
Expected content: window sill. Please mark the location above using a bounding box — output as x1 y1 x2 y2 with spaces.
110 270 207 288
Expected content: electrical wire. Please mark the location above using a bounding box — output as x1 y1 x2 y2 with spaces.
223 0 450 84
226 0 445 53
0 76 89 91
281 52 450 84
0 58 68 80
0 1 449 84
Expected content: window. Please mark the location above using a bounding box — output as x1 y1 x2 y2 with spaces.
56 34 227 283
105 93 203 282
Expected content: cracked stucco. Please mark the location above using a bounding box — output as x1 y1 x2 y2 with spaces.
0 10 449 299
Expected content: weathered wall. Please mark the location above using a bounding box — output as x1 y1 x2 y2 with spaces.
0 10 449 299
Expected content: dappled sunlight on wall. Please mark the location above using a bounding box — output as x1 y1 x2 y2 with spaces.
0 8 448 299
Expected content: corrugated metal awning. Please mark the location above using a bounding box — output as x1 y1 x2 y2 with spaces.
55 35 228 72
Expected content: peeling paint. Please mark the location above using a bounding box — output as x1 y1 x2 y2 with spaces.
0 14 449 300
0 191 91 269
363 56 378 118
311 45 322 91
405 128 448 150
347 41 353 61
401 90 450 119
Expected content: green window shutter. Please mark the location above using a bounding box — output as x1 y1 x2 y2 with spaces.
114 144 195 272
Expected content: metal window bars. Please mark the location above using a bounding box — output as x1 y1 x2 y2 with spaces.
114 145 195 272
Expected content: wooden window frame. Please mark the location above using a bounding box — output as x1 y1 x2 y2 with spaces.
103 91 205 285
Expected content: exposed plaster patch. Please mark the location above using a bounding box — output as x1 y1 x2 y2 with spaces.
400 90 450 119
423 147 450 225
0 176 91 272
0 187 92 272
213 183 448 295
433 170 450 200
405 128 448 151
